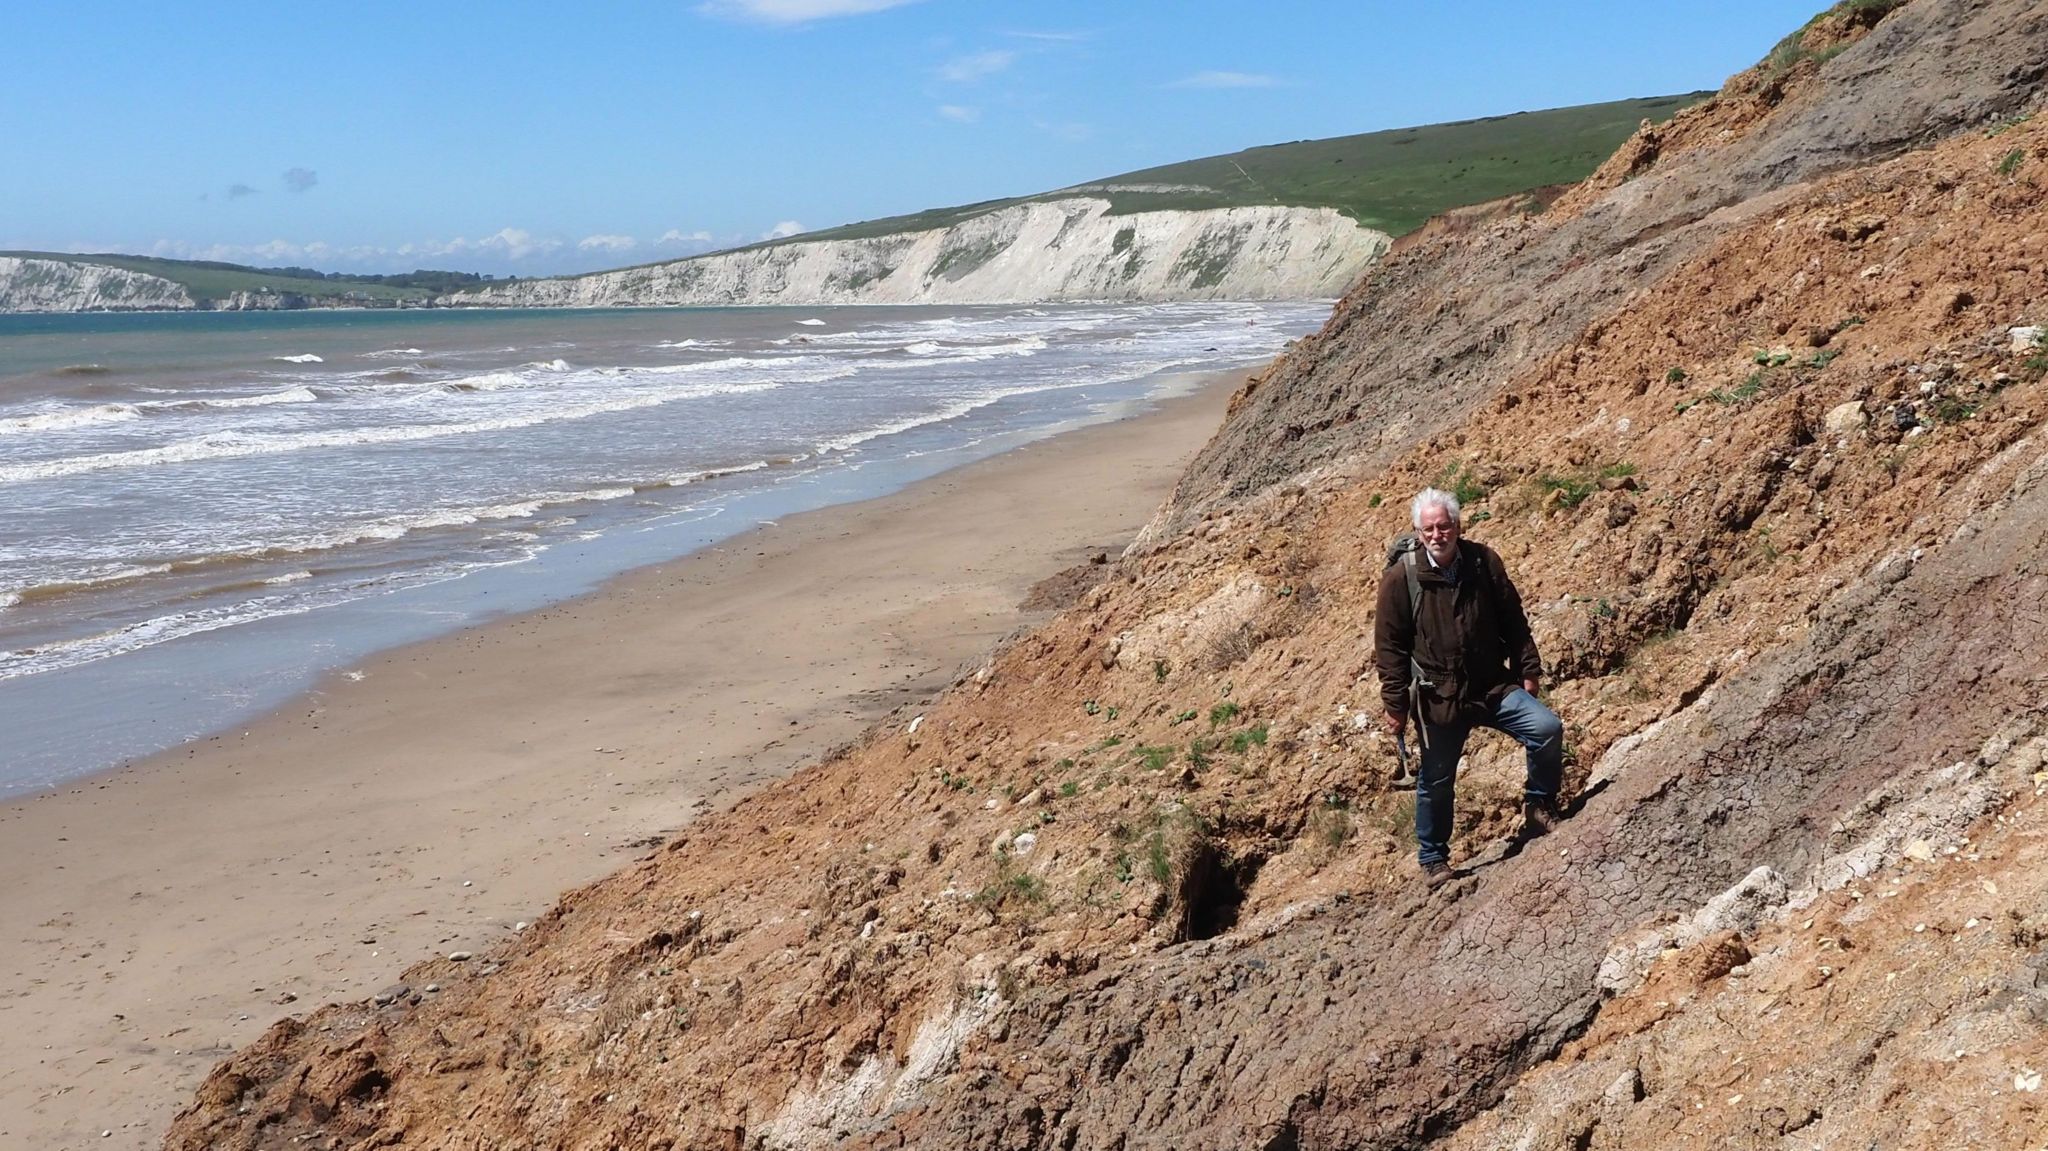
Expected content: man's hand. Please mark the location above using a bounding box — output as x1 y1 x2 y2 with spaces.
1522 677 1540 696
1383 710 1407 737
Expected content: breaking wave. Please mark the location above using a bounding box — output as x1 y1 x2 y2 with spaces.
0 377 800 484
0 403 142 435
144 387 320 412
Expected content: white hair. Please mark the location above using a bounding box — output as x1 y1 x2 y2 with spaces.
1411 487 1461 528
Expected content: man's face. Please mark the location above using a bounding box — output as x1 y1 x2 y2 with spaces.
1418 504 1460 566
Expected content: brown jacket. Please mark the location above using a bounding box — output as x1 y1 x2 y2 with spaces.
1374 538 1543 727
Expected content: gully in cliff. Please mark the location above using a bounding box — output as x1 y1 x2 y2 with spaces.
1375 487 1564 888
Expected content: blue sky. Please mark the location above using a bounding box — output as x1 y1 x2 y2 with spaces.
2 0 1823 276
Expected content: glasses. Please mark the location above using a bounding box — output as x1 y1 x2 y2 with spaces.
1419 523 1460 537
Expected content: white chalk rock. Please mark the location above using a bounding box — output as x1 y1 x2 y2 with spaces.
1823 400 1866 435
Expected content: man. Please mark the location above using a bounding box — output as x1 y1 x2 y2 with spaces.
1374 487 1564 888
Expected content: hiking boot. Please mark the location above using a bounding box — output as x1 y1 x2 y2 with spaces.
1522 799 1562 840
1421 860 1455 889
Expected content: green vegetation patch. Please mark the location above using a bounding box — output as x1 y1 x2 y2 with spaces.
930 233 1010 281
1537 473 1597 509
1678 366 1779 413
1075 93 1711 234
1134 745 1177 772
1167 222 1253 290
1435 459 1488 507
825 259 895 293
779 92 1709 246
1763 0 1906 80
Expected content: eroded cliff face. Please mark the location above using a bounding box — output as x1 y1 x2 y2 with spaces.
0 256 194 312
165 2 2048 1149
439 200 1390 308
1165 0 2045 526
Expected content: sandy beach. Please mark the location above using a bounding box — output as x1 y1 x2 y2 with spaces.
0 373 1239 1149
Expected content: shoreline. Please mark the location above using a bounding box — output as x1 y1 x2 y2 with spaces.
1 300 1329 798
0 369 1244 1150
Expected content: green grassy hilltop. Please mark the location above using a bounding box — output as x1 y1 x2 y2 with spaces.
791 92 1708 246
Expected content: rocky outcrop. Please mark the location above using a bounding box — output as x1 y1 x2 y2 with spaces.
163 3 2048 1149
440 200 1390 308
0 256 194 312
1165 0 2047 527
211 289 314 311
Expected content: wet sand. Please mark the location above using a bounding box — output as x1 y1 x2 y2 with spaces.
0 372 1240 1149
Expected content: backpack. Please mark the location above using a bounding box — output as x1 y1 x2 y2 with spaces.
1384 532 1424 618
1384 534 1430 733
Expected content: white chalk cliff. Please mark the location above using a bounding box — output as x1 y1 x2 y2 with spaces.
442 200 1389 307
0 256 194 312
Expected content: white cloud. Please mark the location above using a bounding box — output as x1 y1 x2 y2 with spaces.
136 225 660 276
937 104 979 123
255 239 322 261
1168 70 1282 89
449 228 562 260
938 49 1016 83
1004 29 1088 42
762 220 806 240
696 0 921 25
145 228 566 266
659 229 715 246
578 233 639 253
146 237 382 266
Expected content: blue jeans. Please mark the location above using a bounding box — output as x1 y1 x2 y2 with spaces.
1414 688 1563 866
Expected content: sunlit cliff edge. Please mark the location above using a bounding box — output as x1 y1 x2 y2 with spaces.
437 201 1387 307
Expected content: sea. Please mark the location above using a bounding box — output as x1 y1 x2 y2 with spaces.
0 301 1328 796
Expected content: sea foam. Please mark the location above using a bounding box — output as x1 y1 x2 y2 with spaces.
144 387 319 412
0 403 142 435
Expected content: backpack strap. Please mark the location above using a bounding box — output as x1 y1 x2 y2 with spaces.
1402 548 1421 617
1401 549 1431 749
